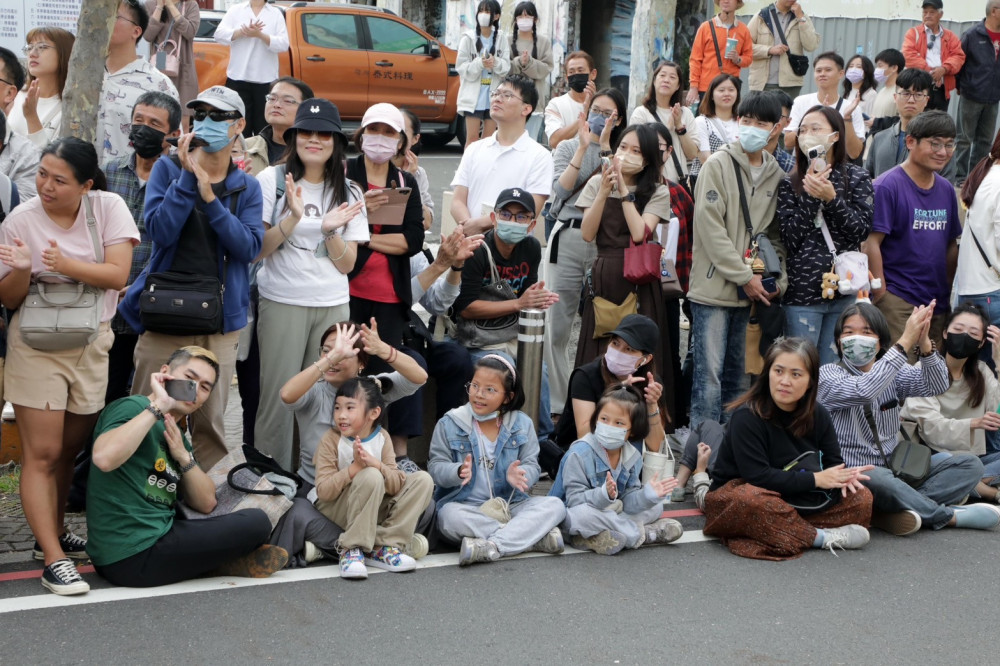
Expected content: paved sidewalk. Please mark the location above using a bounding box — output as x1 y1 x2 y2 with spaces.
0 383 248 562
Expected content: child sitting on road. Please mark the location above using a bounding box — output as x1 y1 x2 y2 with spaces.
552 384 684 555
428 355 566 566
313 376 433 580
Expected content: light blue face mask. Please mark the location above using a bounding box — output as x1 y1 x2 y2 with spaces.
470 407 500 422
594 421 628 450
193 117 236 153
587 111 608 136
738 124 772 153
496 220 530 244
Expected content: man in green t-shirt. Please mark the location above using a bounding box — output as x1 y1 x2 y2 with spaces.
86 346 287 590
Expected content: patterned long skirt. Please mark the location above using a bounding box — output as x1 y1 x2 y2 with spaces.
703 479 873 561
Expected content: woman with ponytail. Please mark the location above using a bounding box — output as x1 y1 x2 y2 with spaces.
455 0 511 148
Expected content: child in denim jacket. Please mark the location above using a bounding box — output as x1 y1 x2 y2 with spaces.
428 355 566 566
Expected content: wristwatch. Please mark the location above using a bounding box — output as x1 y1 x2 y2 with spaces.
451 265 464 272
622 192 636 203
675 126 687 136
599 149 613 157
179 453 198 474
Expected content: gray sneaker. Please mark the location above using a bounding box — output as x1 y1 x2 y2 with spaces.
395 456 422 474
871 510 922 536
531 527 565 554
645 518 683 545
571 530 626 556
458 537 500 566
821 524 870 555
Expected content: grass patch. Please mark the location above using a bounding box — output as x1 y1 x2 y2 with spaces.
0 464 20 495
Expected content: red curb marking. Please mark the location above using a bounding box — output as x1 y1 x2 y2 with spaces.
0 564 95 582
661 508 704 518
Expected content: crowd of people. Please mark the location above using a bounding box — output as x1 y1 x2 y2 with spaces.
2 0 1000 596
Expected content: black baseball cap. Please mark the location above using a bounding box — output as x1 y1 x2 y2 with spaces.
494 187 536 215
284 98 346 143
610 314 659 354
922 0 942 9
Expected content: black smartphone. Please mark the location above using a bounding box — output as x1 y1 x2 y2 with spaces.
737 276 777 300
164 379 197 402
165 135 209 149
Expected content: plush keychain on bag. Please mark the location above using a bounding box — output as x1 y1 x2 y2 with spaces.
820 272 839 299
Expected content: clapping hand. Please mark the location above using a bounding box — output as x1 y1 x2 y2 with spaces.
507 460 529 492
354 438 380 469
605 471 618 499
435 228 483 268
360 317 393 362
0 238 31 271
321 200 364 236
459 454 473 486
988 325 1000 369
802 165 835 203
517 281 560 311
646 471 678 499
41 239 66 273
284 173 304 220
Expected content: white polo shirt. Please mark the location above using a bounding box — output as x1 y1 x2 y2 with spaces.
213 1 289 83
544 93 584 141
785 91 867 139
450 130 553 217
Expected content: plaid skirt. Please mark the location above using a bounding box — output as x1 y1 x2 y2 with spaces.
704 479 873 561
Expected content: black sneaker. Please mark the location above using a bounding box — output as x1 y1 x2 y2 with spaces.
33 531 89 561
41 558 90 596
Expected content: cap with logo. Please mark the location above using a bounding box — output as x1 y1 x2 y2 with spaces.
187 85 245 117
285 98 347 143
494 187 536 215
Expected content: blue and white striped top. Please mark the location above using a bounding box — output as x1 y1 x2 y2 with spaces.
817 347 949 468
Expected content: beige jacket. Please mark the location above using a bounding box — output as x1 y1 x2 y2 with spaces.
313 428 405 502
688 141 786 307
901 364 1000 457
747 5 820 90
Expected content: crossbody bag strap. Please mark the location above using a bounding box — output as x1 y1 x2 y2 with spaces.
670 143 686 178
729 154 754 246
83 194 104 264
817 212 838 257
770 7 790 47
966 225 1000 280
482 240 501 285
862 403 894 469
709 19 724 70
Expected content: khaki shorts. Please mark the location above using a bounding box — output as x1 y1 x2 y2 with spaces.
4 312 114 414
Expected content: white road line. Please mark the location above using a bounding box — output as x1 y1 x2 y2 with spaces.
0 531 715 614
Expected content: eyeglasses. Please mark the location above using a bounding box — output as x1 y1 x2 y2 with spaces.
465 382 501 397
922 138 956 153
0 77 14 88
265 94 301 106
896 91 928 101
116 14 141 26
495 209 533 223
589 108 615 119
798 125 833 136
192 108 241 122
490 89 523 103
22 43 53 56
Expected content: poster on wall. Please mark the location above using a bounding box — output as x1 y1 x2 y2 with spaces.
0 1 81 55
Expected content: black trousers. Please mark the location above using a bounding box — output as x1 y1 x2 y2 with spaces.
226 78 269 137
95 509 271 588
927 84 949 112
105 331 139 404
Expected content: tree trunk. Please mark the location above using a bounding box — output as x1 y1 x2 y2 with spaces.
60 0 118 143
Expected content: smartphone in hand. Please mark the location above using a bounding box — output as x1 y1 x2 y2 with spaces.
164 379 197 402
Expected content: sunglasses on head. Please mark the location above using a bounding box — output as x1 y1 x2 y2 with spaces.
193 109 241 122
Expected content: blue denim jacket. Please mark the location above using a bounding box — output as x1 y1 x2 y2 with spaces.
428 405 541 510
550 434 659 515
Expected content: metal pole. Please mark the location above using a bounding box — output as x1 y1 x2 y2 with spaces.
516 309 545 428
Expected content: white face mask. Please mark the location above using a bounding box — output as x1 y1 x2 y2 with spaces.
594 422 628 451
516 17 534 32
478 12 492 28
841 335 879 366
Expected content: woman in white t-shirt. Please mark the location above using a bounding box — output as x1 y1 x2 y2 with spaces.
0 137 139 595
628 61 701 186
689 73 741 179
842 55 878 123
7 27 74 149
253 98 369 470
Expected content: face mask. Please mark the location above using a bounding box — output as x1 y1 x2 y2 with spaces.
604 345 641 377
594 422 628 450
495 220 530 244
361 133 398 164
797 132 836 157
516 17 534 31
471 407 499 422
192 117 236 153
874 67 888 85
567 73 590 93
129 124 166 159
478 12 492 27
587 112 607 136
943 332 982 359
841 334 880 366
739 125 772 153
845 67 865 84
616 151 645 175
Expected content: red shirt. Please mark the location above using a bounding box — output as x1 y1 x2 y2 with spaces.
348 183 402 304
988 28 1000 58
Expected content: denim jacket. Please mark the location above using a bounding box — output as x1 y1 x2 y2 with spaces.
550 434 659 514
428 405 541 510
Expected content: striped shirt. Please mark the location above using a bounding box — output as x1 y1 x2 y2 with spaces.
817 347 949 468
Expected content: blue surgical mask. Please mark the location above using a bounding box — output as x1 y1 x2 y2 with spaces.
192 117 236 153
594 422 628 450
587 112 607 135
739 124 772 153
471 408 499 422
496 220 530 244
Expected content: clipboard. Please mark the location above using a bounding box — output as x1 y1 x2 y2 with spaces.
367 187 411 226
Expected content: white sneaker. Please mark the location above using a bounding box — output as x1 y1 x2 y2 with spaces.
821 524 870 556
303 541 324 563
405 533 429 560
364 546 417 572
531 527 565 554
339 548 368 579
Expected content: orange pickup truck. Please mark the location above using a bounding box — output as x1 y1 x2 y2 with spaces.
193 3 463 144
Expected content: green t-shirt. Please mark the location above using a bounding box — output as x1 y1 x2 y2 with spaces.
86 395 193 567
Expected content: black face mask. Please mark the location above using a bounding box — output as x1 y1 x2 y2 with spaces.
129 124 167 159
943 332 982 359
567 73 590 93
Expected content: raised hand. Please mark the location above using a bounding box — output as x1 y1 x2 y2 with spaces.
646 471 678 498
284 173 304 220
0 238 32 271
321 200 364 235
459 453 473 486
40 239 66 273
605 471 618 499
517 281 560 311
507 459 529 492
360 316 393 361
324 323 360 365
